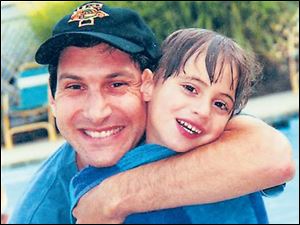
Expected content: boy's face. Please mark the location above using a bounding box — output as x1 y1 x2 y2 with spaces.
50 43 147 168
145 52 238 152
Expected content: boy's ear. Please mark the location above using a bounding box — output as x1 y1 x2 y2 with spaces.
141 69 154 102
48 88 56 118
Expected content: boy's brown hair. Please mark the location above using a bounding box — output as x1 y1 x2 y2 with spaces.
155 28 262 115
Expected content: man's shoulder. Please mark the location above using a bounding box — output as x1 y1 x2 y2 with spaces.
9 142 77 224
46 141 76 166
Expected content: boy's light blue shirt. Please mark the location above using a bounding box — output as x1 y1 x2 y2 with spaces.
8 142 77 224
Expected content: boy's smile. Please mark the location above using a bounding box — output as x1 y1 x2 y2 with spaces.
176 118 203 137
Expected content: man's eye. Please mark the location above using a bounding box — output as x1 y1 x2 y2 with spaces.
66 84 82 90
214 101 228 111
111 82 128 88
182 84 197 94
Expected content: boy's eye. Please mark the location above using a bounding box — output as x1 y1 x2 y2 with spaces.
182 84 198 94
214 101 229 111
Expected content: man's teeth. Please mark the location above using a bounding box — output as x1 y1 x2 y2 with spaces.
177 119 201 134
84 127 122 138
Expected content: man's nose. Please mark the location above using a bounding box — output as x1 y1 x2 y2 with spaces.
83 92 112 123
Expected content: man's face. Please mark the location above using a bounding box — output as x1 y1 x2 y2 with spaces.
50 43 147 168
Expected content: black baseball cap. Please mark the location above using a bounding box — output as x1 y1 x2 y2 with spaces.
35 2 161 64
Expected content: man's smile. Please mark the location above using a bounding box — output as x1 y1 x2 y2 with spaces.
82 126 125 139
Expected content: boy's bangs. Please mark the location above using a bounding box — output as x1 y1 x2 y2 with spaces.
205 36 237 90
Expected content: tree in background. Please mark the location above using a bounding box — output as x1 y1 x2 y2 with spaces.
13 1 300 96
16 1 86 42
269 7 299 93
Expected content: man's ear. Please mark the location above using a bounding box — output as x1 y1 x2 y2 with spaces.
48 87 56 118
141 69 154 102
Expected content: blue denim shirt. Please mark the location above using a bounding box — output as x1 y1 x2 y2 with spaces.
9 142 77 224
70 144 271 224
8 142 283 224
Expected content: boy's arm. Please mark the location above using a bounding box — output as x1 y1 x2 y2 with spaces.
73 115 295 224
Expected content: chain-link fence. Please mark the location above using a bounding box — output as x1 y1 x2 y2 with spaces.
1 2 40 99
1 2 47 146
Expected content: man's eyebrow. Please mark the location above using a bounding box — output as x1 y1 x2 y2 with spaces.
105 72 136 79
59 72 137 81
59 74 83 81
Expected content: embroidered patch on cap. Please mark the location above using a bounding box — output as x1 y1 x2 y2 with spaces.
68 2 109 27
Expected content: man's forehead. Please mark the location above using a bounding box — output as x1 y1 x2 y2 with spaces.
59 43 118 57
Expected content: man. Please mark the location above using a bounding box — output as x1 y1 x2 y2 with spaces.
9 2 294 224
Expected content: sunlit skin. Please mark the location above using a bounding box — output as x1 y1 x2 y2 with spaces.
1 187 7 224
143 51 239 152
50 43 147 168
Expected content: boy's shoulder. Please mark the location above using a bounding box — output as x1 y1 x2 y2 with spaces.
117 143 177 171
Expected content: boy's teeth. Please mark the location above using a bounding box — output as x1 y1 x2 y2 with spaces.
177 119 201 134
84 127 122 138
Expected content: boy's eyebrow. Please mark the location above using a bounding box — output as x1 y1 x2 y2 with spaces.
220 93 235 104
185 75 210 87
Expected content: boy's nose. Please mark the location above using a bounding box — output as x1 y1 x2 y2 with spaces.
192 100 211 119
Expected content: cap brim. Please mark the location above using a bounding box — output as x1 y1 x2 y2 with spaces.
35 32 144 64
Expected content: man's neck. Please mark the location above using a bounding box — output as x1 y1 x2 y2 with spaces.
76 153 85 170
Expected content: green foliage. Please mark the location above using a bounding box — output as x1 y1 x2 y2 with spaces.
22 1 298 64
18 1 86 42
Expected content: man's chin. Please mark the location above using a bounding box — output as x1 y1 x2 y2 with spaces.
89 156 121 168
93 162 116 168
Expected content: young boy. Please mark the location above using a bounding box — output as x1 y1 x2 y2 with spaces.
140 28 260 152
70 28 267 224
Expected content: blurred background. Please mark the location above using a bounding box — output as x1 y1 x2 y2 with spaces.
1 1 299 224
